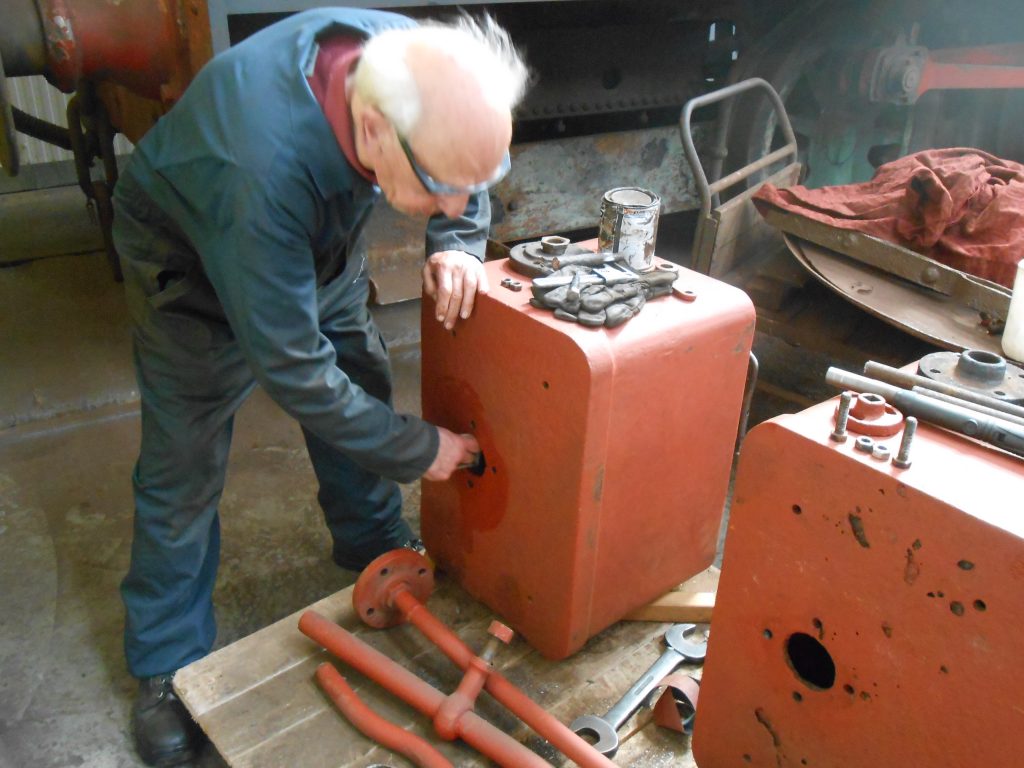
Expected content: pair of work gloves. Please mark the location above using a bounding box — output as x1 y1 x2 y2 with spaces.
529 263 678 328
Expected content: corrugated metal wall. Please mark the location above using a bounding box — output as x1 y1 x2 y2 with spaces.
8 76 133 166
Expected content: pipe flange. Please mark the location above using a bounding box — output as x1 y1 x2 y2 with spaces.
353 549 435 629
508 239 594 278
918 349 1024 404
845 392 904 437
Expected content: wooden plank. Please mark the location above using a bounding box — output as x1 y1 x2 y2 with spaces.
623 566 719 623
175 574 700 767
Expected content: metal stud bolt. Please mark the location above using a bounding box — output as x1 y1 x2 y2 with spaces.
831 391 853 443
893 416 917 469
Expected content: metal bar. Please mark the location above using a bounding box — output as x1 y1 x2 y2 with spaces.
912 386 1024 429
10 105 70 149
389 588 618 768
919 59 1024 97
826 367 1024 458
863 361 1024 420
707 144 795 196
760 207 1011 319
315 663 454 768
299 611 552 768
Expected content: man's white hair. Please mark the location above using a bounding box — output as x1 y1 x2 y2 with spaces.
353 15 529 137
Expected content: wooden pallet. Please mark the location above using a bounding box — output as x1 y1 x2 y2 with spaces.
175 570 713 767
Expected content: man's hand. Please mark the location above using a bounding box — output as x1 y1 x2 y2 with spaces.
423 428 480 482
423 250 490 330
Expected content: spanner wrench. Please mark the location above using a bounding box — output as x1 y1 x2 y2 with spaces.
569 623 707 757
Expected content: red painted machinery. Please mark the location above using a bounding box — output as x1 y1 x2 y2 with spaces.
420 256 755 660
693 382 1024 766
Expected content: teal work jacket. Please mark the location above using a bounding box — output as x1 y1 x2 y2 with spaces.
119 8 491 482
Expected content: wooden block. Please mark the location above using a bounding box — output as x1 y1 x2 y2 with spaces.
623 566 719 623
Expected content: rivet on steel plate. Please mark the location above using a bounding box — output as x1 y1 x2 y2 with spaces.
831 391 853 443
855 435 875 453
893 416 917 469
871 444 891 461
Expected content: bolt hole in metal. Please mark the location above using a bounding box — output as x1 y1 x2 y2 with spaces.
792 504 802 515
785 632 836 690
601 67 622 90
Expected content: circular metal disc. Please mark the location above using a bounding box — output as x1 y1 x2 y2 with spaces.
352 548 434 628
0 51 19 176
508 240 593 278
918 350 1024 403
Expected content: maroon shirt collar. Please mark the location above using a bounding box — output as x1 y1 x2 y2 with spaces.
308 36 377 185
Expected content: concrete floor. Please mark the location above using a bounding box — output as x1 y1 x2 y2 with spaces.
0 186 426 767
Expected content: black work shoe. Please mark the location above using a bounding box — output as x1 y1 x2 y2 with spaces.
131 674 205 766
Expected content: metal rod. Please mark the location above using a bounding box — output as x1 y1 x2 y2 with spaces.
315 663 454 768
863 361 1024 420
912 386 1024 428
826 368 1024 458
390 588 617 768
11 107 71 150
708 144 796 196
299 611 552 768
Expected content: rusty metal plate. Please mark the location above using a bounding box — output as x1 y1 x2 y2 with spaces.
784 234 1005 356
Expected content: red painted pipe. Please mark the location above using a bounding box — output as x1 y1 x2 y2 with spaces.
390 588 618 768
315 663 453 768
299 611 551 768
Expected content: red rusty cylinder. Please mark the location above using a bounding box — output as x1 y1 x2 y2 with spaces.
420 256 754 660
38 0 179 97
693 391 1024 767
315 663 453 768
299 611 551 768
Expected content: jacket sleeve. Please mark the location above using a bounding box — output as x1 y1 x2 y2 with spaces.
424 190 491 260
193 168 438 483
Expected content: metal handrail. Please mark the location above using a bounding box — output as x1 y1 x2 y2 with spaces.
679 77 798 223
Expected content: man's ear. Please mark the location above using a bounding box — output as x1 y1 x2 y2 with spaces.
359 105 390 155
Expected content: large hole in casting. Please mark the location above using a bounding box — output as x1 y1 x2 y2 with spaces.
785 632 836 690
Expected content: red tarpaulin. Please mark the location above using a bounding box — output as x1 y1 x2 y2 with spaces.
754 147 1024 288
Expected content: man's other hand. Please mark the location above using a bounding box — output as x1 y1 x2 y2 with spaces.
423 428 480 481
423 250 490 330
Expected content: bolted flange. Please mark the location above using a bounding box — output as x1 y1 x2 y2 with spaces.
352 549 434 629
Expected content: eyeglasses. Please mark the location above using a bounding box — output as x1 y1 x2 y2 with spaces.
397 134 511 196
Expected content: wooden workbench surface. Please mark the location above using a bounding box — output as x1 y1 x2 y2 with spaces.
175 570 707 767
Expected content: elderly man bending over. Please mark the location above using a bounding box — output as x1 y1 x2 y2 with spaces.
112 8 528 765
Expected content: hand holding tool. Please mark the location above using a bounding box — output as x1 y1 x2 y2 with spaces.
570 623 707 757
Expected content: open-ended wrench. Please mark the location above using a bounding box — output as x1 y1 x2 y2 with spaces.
570 623 707 757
